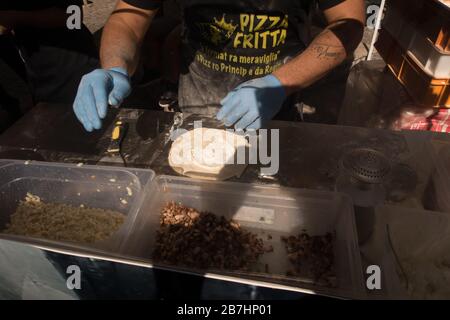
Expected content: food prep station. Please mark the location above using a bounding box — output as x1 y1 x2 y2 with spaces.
1 103 450 299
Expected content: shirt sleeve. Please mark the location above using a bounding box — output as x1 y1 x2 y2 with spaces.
122 0 163 10
317 0 346 11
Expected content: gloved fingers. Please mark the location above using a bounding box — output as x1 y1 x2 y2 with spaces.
91 83 109 119
224 102 248 127
234 111 259 130
217 93 241 123
79 102 98 131
246 117 263 130
108 74 131 107
79 112 93 132
73 89 94 132
220 95 246 127
220 88 238 106
217 97 233 122
74 104 93 132
81 88 102 130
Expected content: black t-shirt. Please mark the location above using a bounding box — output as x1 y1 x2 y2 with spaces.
126 0 345 110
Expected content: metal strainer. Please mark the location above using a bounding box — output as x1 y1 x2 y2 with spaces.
340 148 392 184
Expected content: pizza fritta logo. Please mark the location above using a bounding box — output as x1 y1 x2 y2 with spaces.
199 13 288 49
200 14 238 45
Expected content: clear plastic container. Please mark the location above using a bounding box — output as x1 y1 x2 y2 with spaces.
0 160 155 254
122 176 365 298
369 205 450 299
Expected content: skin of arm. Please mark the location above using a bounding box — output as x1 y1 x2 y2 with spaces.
100 1 159 75
0 8 69 29
272 0 365 95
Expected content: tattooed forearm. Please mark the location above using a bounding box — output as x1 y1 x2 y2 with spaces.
310 28 347 61
272 0 365 94
272 26 349 94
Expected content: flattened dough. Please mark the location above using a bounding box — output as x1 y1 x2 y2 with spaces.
169 128 249 180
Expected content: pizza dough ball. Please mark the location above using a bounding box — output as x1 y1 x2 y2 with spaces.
169 128 249 180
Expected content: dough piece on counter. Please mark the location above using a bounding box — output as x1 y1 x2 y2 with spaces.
169 128 249 180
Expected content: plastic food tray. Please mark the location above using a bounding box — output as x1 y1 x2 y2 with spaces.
121 176 365 298
0 160 155 254
370 205 450 299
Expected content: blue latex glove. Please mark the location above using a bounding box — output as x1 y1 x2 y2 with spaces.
217 74 286 130
73 67 131 132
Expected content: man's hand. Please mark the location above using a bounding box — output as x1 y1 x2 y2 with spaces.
73 1 157 132
217 75 286 130
73 67 131 132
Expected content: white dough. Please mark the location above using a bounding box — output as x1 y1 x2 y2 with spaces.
169 128 249 180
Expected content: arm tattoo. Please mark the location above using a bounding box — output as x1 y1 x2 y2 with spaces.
309 29 347 61
312 44 345 60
